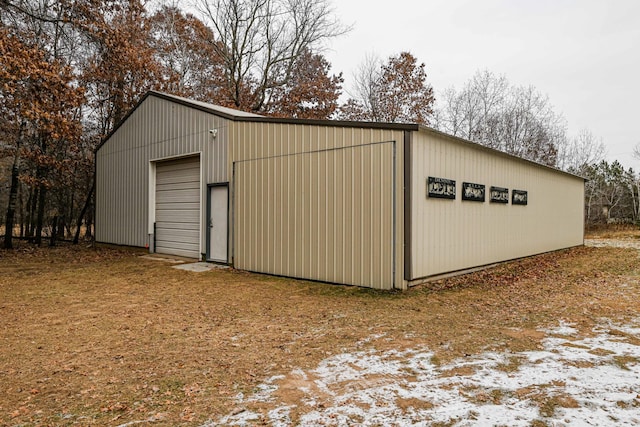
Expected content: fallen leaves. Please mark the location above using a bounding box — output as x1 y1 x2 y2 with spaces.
10 407 28 419
1 233 639 425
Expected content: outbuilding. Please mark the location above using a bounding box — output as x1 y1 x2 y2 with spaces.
96 91 584 290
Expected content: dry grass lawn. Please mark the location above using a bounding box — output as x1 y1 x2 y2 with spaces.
1 229 639 426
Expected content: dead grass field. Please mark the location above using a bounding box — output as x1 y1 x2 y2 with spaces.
1 229 639 426
585 223 640 239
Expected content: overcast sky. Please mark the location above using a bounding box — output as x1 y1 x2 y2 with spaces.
324 0 640 171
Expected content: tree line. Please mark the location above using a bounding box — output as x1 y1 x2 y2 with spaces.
432 70 640 226
0 0 351 249
1 0 637 250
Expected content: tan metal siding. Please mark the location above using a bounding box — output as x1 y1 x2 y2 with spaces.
95 96 229 251
234 142 395 289
410 130 584 279
229 123 406 289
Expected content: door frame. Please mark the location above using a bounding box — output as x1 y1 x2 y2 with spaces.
206 182 230 263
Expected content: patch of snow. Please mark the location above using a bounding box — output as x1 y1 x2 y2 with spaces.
250 375 285 402
547 320 579 336
355 333 387 346
211 408 259 427
212 320 640 426
267 405 294 427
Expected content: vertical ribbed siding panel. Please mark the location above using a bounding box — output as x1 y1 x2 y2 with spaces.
344 145 354 284
331 148 343 282
233 141 397 289
309 146 318 278
230 122 406 288
95 96 229 253
410 129 584 280
293 140 302 277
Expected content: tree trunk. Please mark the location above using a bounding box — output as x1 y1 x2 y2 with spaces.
67 191 74 237
49 215 58 247
19 181 25 238
26 186 37 239
34 184 47 246
636 181 640 222
586 190 594 225
25 189 31 238
73 180 94 244
3 149 21 249
34 135 49 246
57 215 65 239
85 207 93 239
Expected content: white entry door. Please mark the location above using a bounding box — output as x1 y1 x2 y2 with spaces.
208 185 228 262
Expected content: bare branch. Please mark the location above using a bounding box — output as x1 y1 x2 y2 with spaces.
633 142 640 161
193 0 348 111
434 70 567 167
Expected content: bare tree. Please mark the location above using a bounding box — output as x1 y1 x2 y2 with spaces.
556 128 606 173
435 70 567 167
500 85 566 166
633 142 640 160
346 53 383 120
625 168 640 223
435 87 464 135
194 0 348 112
437 70 508 144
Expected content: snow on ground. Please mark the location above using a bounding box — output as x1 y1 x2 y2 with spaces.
209 319 640 426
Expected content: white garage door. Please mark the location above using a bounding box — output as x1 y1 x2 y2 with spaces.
155 156 201 258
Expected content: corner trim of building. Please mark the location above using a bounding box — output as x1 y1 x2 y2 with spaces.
94 150 98 242
403 130 413 282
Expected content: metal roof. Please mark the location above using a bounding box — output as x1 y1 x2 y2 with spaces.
95 91 586 181
151 91 264 119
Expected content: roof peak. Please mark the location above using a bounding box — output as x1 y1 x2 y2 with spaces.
148 91 264 119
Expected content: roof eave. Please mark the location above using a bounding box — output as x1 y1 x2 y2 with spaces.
96 91 420 154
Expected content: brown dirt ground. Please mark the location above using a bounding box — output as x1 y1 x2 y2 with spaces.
1 229 639 426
